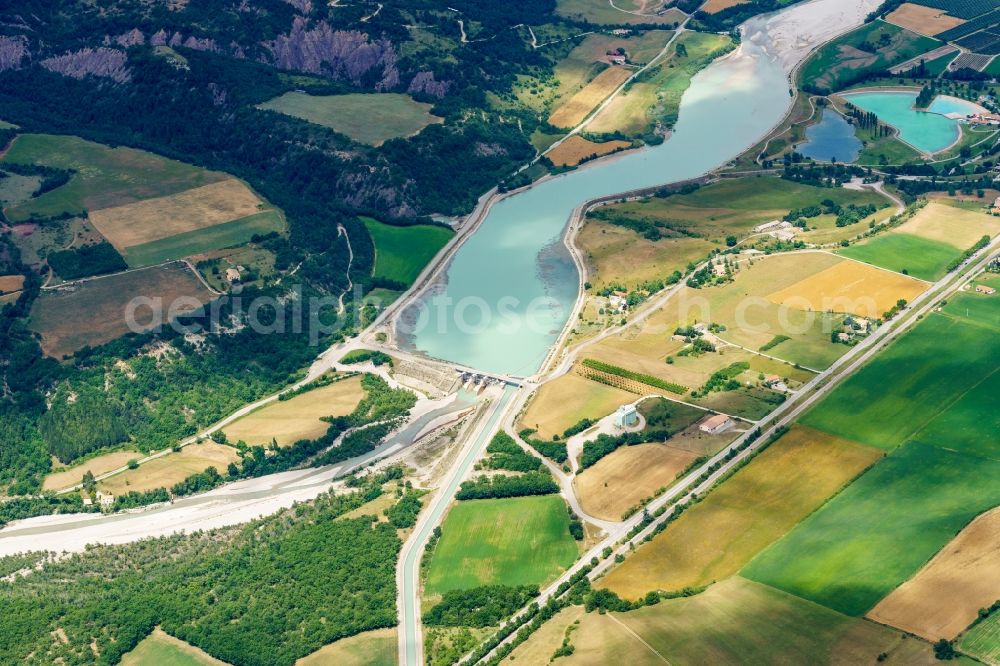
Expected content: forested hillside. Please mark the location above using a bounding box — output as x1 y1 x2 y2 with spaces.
0 471 406 665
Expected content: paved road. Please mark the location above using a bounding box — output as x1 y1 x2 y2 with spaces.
396 386 517 665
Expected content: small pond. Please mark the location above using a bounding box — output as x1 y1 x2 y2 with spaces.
796 109 862 162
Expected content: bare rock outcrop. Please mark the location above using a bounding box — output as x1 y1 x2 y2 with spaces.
337 168 415 218
0 35 28 72
183 35 217 52
282 0 313 14
264 19 399 90
408 71 450 98
41 48 131 83
114 29 145 47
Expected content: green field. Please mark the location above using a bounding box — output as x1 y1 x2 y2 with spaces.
604 175 888 234
914 367 1000 460
800 21 939 93
743 441 1000 617
123 210 284 267
960 613 1000 664
802 311 998 451
362 216 452 286
2 134 222 221
857 135 924 166
747 286 1000 617
258 93 442 146
944 274 1000 327
838 233 959 281
424 496 579 596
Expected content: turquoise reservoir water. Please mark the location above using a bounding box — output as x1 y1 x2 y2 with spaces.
400 2 871 378
841 91 969 154
796 109 862 162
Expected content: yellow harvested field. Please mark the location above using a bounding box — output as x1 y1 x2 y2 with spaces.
575 444 698 521
766 256 928 319
504 606 586 665
98 442 240 495
597 426 881 600
43 450 142 492
121 628 228 666
0 274 24 293
224 375 365 446
548 67 633 129
547 136 631 167
516 577 946 666
885 3 966 37
520 372 632 441
29 262 214 359
702 0 750 13
891 202 1000 250
869 506 1000 641
89 178 264 250
296 628 396 666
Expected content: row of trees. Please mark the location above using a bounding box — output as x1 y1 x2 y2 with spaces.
455 471 559 500
480 432 544 473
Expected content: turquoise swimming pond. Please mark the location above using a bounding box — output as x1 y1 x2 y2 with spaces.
842 91 977 154
796 109 862 162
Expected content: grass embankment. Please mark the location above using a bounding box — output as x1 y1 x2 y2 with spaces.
799 21 939 94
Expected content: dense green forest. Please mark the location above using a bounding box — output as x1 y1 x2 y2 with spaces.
0 469 406 665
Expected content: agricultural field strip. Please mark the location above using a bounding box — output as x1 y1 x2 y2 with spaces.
541 21 691 163
816 246 934 282
709 336 824 375
465 236 1000 664
40 258 220 294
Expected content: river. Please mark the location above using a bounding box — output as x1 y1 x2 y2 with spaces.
401 0 881 378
